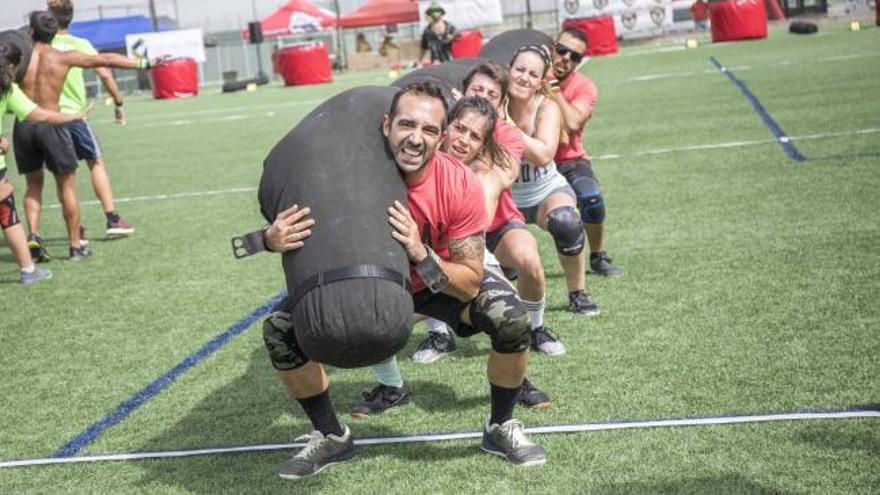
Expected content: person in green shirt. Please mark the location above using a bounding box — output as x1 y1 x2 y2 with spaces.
0 41 87 283
49 0 135 240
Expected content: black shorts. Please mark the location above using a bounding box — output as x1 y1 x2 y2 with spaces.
413 289 472 335
556 157 598 185
13 119 78 175
486 219 527 253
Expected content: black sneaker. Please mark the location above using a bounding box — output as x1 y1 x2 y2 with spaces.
69 245 92 261
27 234 51 263
517 378 552 409
481 417 547 466
569 290 599 316
530 326 566 356
590 251 623 277
411 331 457 363
279 426 355 479
351 384 410 418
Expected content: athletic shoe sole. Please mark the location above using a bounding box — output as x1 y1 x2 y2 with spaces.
480 444 547 467
411 351 453 364
570 308 600 317
519 400 552 409
278 452 355 480
533 346 566 356
106 227 135 236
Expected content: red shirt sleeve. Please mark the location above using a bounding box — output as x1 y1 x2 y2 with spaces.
493 119 525 162
566 75 598 114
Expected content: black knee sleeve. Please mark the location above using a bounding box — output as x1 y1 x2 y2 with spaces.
572 176 606 224
0 193 19 230
262 311 310 371
468 272 530 354
547 206 585 256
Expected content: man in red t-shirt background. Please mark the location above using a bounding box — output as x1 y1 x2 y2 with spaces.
546 28 624 278
690 0 710 31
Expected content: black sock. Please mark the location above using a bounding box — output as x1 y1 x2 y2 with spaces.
489 383 520 426
105 211 120 223
296 389 344 437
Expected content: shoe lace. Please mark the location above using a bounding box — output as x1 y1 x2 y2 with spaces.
293 431 327 459
499 419 533 449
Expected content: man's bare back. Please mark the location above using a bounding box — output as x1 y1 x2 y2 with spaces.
22 42 141 111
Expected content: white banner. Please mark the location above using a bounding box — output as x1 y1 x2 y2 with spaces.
417 0 504 31
559 0 676 38
125 28 206 63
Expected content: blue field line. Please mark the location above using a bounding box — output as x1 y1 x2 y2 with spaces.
709 56 807 162
51 290 288 458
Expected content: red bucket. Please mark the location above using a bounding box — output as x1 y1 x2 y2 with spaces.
562 16 618 56
711 0 768 42
277 43 333 86
150 57 198 99
451 30 483 59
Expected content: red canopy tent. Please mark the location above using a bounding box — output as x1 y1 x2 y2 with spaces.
242 0 336 40
339 0 419 28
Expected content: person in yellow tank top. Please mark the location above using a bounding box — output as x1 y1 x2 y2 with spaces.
49 0 135 241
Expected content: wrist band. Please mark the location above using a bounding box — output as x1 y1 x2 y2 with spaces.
137 58 149 70
230 227 270 259
414 246 449 293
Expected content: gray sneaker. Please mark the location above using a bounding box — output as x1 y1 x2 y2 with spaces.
590 251 623 277
481 417 547 466
411 331 456 364
530 326 566 356
20 266 52 285
279 426 355 480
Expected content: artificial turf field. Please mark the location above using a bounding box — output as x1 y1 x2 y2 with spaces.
1 22 878 493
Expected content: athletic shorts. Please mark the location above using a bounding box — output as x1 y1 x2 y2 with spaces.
64 120 102 161
486 219 527 253
556 157 599 187
516 185 576 224
13 120 78 175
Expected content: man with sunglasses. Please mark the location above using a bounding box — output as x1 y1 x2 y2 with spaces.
546 28 623 278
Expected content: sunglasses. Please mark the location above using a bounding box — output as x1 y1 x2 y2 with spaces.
555 44 584 64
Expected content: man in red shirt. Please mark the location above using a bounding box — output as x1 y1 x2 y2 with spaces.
260 82 547 479
690 0 709 31
547 28 623 277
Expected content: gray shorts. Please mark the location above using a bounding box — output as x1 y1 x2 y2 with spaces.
517 185 576 224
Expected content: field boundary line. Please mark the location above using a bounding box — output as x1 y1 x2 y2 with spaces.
3 409 876 468
710 56 806 162
50 291 287 458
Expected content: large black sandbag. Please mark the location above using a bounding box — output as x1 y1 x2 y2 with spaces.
789 21 818 34
479 29 553 67
391 59 480 106
259 85 414 369
0 29 33 84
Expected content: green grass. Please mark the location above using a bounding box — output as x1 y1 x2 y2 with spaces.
2 23 879 493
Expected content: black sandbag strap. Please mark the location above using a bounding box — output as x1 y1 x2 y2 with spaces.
290 264 411 308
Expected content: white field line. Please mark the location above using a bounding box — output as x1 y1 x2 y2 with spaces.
44 187 257 210
594 127 880 160
1 409 877 468
91 98 324 126
40 127 878 209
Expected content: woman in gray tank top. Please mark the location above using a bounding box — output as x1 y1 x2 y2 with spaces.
506 45 599 317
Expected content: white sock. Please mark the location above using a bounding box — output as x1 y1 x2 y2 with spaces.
522 298 545 330
20 263 35 274
370 356 404 388
425 318 449 335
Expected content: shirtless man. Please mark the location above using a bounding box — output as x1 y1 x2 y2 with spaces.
16 11 162 260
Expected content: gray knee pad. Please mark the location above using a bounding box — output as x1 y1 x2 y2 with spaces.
547 206 585 256
262 311 310 371
572 177 606 224
468 273 530 354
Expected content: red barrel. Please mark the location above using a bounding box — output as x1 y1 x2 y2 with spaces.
562 16 618 56
277 43 333 86
150 58 198 99
711 0 768 42
451 30 483 59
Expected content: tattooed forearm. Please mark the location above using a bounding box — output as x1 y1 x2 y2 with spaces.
449 233 485 263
